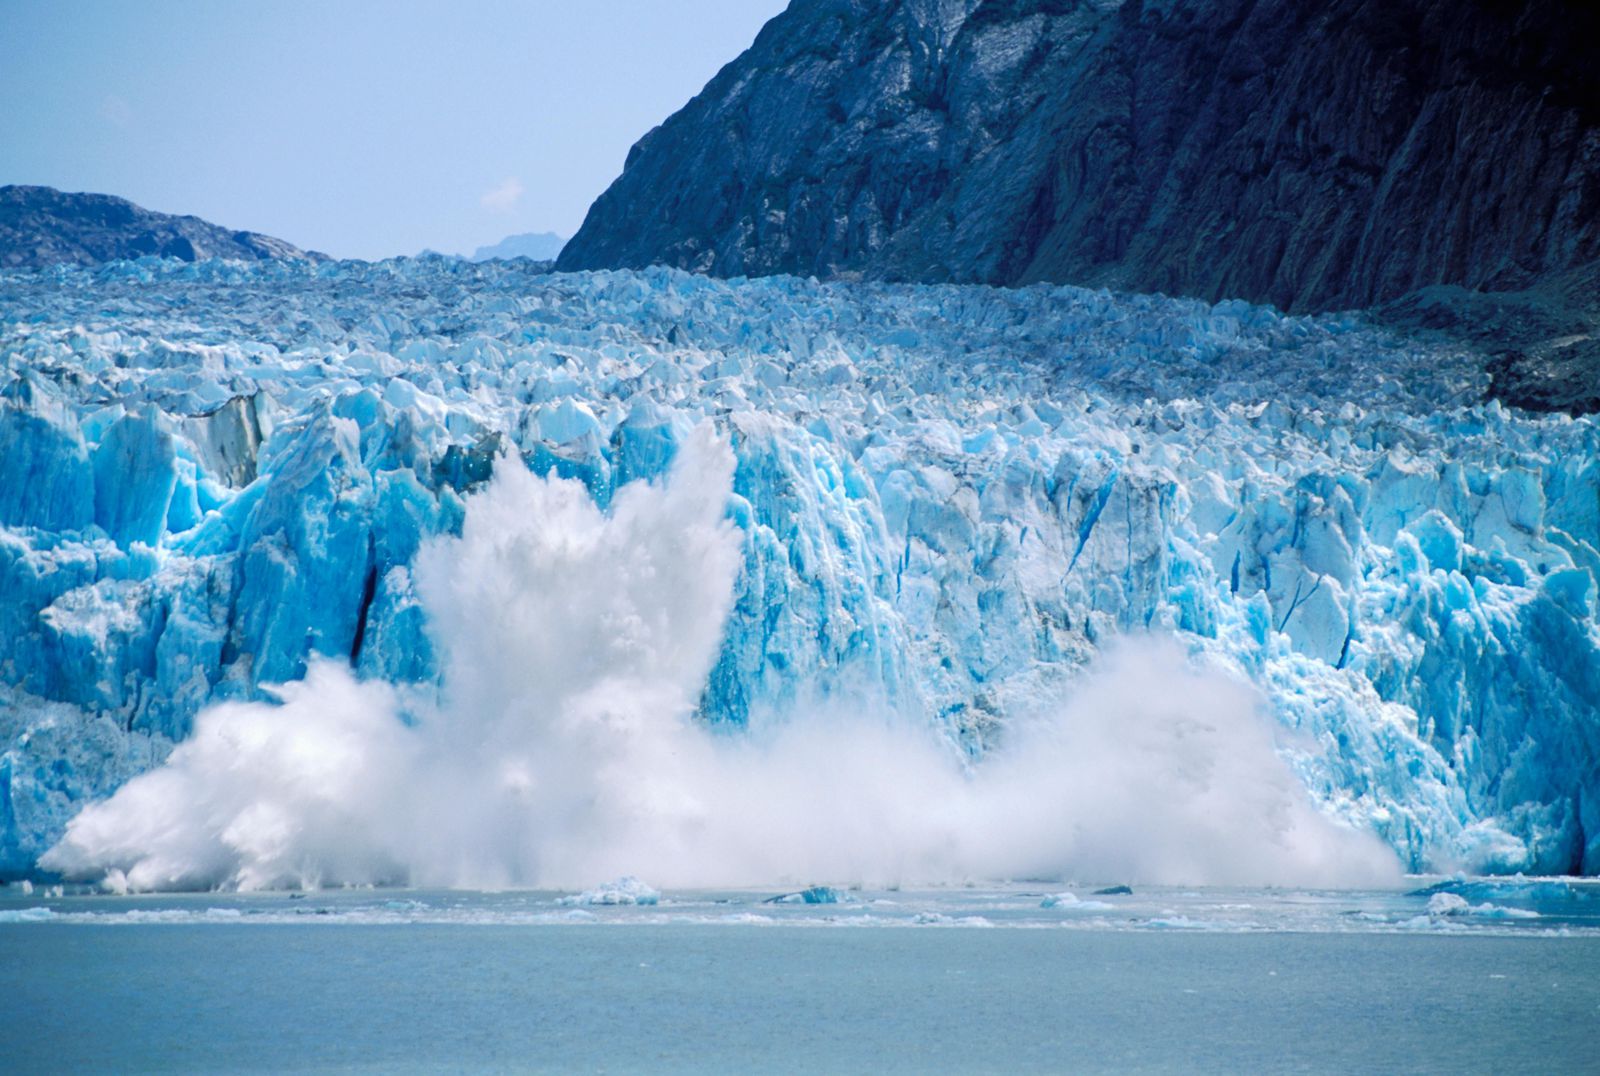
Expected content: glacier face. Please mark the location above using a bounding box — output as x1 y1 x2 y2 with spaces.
1 257 1597 880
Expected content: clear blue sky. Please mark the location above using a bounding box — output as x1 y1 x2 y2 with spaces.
1 0 787 259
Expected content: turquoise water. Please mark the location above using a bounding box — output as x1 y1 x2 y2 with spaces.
4 882 1598 1073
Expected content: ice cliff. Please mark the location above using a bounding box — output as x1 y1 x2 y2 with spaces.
2 257 1597 880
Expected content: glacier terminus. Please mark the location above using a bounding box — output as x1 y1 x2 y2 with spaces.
1 256 1597 887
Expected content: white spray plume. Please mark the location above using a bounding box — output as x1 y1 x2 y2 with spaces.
44 424 1399 891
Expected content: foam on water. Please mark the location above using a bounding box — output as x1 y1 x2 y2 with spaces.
43 426 1397 891
2 877 1596 935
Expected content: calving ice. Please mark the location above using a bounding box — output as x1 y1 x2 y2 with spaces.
40 428 1398 890
2 257 1597 886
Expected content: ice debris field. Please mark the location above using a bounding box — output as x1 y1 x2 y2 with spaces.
1 257 1596 888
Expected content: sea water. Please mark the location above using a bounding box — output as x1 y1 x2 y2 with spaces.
4 881 1597 1073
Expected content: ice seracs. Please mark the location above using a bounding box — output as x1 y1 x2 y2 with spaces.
1 256 1597 881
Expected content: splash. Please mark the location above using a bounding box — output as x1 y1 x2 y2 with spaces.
44 425 1398 891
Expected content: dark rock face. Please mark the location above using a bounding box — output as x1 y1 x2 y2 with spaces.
0 186 323 269
1379 260 1600 414
558 0 1600 316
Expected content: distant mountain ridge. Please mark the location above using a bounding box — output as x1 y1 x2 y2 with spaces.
470 231 567 262
0 185 324 269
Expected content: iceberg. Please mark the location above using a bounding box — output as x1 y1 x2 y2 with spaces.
1040 893 1114 911
766 887 851 905
0 257 1595 883
560 877 661 906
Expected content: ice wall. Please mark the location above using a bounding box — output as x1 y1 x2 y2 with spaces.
2 258 1596 877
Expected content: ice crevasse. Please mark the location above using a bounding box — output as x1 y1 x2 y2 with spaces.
0 257 1596 879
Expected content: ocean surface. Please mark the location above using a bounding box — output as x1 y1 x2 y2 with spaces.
4 880 1598 1073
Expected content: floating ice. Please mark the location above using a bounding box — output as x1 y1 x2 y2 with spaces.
1426 891 1538 920
1040 893 1114 911
560 877 661 907
766 886 851 905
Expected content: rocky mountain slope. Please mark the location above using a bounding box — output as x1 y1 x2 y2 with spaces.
558 0 1598 356
0 185 323 269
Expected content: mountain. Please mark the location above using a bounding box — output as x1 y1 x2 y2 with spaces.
470 231 567 262
0 185 324 269
557 1 1599 345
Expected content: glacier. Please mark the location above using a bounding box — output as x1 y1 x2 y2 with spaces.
1 256 1597 883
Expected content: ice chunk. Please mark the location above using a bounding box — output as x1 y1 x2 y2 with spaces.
559 877 661 906
765 886 850 905
1040 892 1114 911
1426 891 1538 920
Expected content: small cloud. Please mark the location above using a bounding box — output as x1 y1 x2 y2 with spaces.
101 95 133 129
479 177 524 214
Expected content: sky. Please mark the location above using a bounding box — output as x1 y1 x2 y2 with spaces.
1 0 788 259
